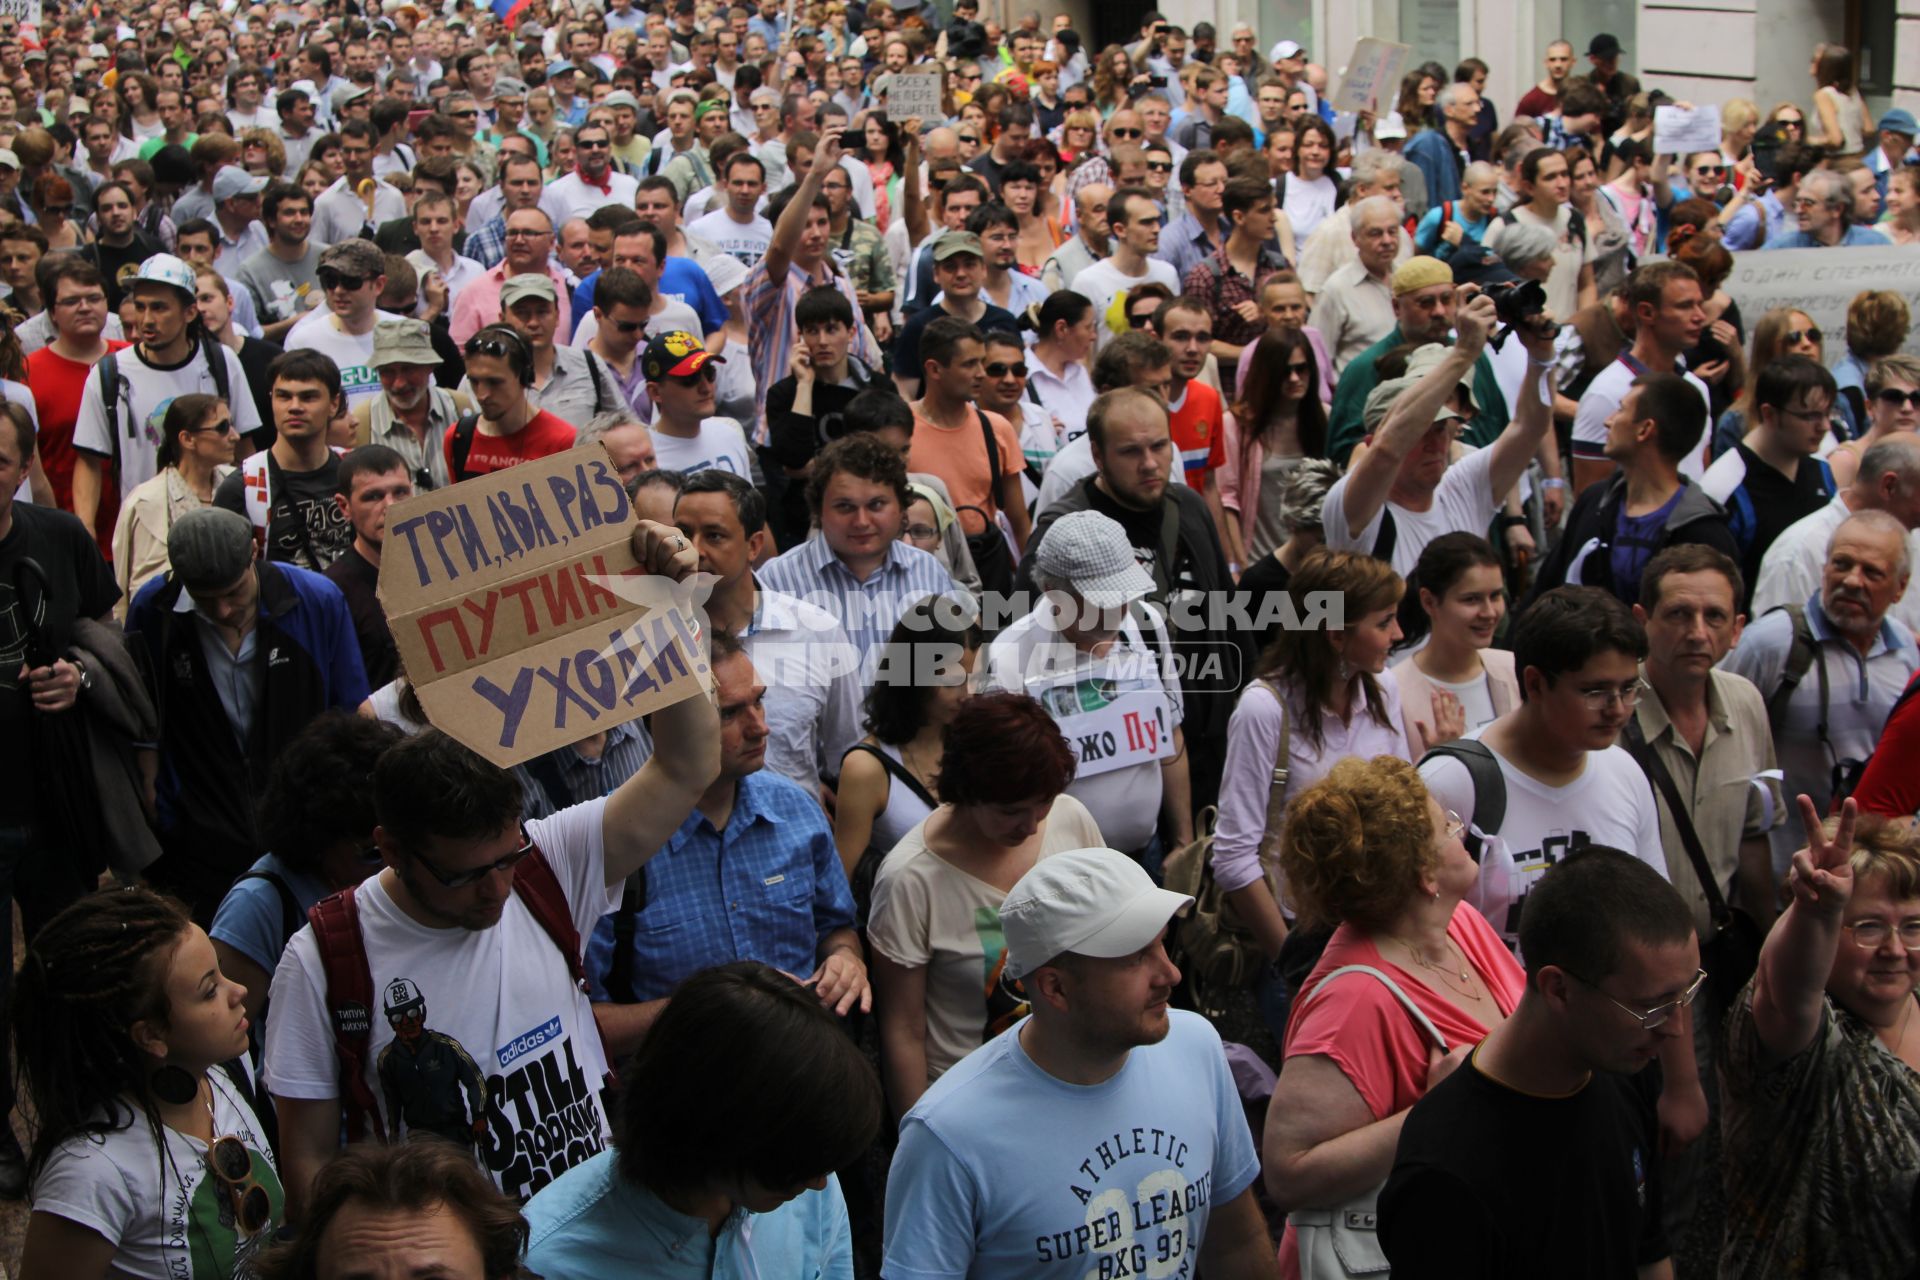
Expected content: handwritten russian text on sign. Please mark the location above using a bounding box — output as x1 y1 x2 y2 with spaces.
1332 39 1411 114
1028 668 1173 779
887 70 944 122
0 0 42 27
1720 246 1920 359
377 447 710 768
1653 105 1722 157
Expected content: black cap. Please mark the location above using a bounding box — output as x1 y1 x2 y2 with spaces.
1588 33 1623 58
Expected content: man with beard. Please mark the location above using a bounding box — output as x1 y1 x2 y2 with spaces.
236 183 326 344
353 318 476 491
81 180 161 316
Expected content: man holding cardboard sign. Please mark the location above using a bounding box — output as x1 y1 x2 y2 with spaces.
265 499 720 1213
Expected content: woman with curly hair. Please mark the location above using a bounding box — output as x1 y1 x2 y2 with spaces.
16 887 283 1280
1090 44 1133 117
239 127 285 178
119 72 163 142
1261 756 1523 1280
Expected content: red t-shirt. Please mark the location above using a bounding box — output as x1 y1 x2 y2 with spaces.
443 409 578 478
26 340 130 561
1168 379 1225 488
1514 86 1560 120
1849 667 1920 819
1277 905 1524 1279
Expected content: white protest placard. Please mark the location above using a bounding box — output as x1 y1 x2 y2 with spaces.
1654 105 1723 157
1332 38 1410 115
887 69 944 123
0 0 41 28
376 447 712 768
1719 245 1920 358
1028 668 1174 779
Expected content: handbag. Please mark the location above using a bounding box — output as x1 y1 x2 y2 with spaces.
1622 718 1763 1008
1163 679 1290 1016
1292 965 1451 1280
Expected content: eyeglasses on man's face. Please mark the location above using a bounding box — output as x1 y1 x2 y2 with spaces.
407 827 535 888
1572 968 1708 1030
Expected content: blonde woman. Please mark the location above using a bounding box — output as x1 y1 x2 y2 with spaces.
1721 98 1760 166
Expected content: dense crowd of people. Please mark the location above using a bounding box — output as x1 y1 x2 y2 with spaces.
0 0 1917 1277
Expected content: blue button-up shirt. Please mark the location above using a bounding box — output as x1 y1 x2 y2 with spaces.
756 534 959 665
584 770 857 1002
1761 224 1894 250
525 1151 854 1279
1157 210 1232 286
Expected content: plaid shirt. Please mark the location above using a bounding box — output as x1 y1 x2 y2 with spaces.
1183 244 1292 348
467 214 508 269
756 534 959 665
580 770 857 1001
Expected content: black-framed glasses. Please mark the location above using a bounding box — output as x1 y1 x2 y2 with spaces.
985 361 1027 378
1570 969 1708 1030
1110 126 1143 139
1694 164 1726 177
408 827 535 888
1876 388 1920 409
1128 310 1156 328
957 133 979 144
449 108 479 118
318 270 366 290
505 227 551 239
1844 918 1920 949
670 365 719 384
612 318 646 334
208 1135 272 1235
578 138 610 149
1787 327 1823 345
1146 161 1173 172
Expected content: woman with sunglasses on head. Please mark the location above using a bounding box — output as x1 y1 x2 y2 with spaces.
1223 326 1326 567
1261 755 1524 1280
109 394 237 612
1713 307 1824 459
15 886 284 1280
1719 803 1920 1278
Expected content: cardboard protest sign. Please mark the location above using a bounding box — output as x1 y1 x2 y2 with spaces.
1027 666 1175 779
887 69 944 122
1654 105 1722 156
1720 246 1920 359
1333 39 1411 114
377 448 711 768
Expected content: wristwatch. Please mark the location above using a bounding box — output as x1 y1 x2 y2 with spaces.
70 658 94 692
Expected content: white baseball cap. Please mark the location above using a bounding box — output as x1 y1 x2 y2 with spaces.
1001 848 1193 980
1270 39 1305 61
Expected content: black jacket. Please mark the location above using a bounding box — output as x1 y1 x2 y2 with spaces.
1525 474 1738 609
1015 477 1245 742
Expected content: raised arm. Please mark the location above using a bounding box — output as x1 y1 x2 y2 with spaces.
1752 796 1857 1060
1339 292 1495 538
601 521 722 886
1486 306 1560 498
899 117 930 248
763 134 844 286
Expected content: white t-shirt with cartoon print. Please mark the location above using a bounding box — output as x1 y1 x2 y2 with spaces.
32 1069 284 1279
72 344 264 501
263 799 622 1202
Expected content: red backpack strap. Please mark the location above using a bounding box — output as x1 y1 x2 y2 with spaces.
511 848 619 1080
307 886 388 1143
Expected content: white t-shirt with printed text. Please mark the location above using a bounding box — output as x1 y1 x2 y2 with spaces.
687 208 774 267
73 343 264 500
1418 730 1667 945
649 416 754 476
285 310 405 414
263 799 621 1202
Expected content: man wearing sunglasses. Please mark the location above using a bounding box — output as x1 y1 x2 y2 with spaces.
540 121 641 229
641 328 752 476
1382 847 1695 1280
286 239 401 416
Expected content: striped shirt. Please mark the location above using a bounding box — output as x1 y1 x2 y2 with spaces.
756 534 958 666
745 256 881 446
744 587 865 797
513 721 654 820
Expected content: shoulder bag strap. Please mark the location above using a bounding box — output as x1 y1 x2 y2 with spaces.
264 448 325 569
846 741 937 809
450 411 480 482
605 875 646 1006
306 886 387 1142
1254 679 1292 876
1621 717 1733 930
973 407 1001 515
1307 963 1451 1052
510 848 618 1077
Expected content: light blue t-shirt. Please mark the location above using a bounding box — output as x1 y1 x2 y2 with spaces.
524 1149 854 1279
209 852 332 975
882 1010 1260 1280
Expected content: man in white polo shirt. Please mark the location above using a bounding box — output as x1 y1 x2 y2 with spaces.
882 846 1272 1280
286 239 404 415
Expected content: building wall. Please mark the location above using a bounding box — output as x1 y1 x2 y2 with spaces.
1152 0 1907 127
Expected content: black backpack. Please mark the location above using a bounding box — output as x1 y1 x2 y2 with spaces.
98 335 234 468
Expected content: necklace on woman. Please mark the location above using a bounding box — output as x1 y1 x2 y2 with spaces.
1390 933 1480 1002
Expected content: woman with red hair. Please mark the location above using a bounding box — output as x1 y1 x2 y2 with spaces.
867 691 1102 1116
